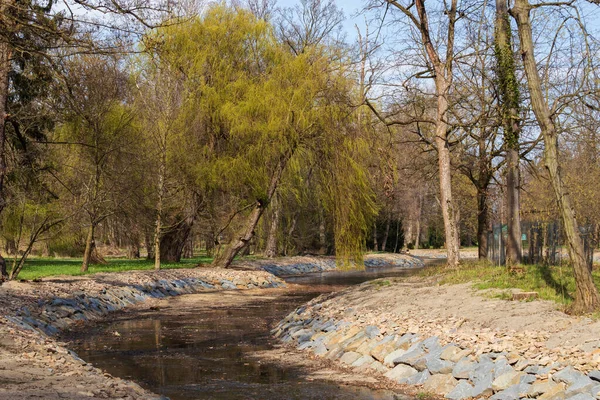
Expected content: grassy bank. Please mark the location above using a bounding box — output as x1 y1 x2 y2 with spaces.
424 260 600 307
13 256 213 281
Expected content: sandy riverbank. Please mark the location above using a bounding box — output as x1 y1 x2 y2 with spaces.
275 275 600 399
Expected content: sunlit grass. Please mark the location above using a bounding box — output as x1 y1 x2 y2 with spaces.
14 255 213 281
421 259 600 306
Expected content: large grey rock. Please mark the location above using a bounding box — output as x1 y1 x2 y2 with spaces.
494 358 515 379
491 383 532 400
565 376 595 396
394 343 426 369
404 369 431 385
453 358 476 379
313 343 327 356
469 360 495 397
427 356 455 374
555 367 586 386
422 374 458 396
384 364 419 383
446 380 474 400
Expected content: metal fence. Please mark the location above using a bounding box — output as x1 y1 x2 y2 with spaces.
487 220 596 269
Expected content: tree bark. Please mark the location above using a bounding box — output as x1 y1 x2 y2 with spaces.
212 154 289 268
416 0 461 267
159 217 193 263
496 0 522 265
0 5 12 219
264 194 280 258
381 213 391 252
512 0 600 313
153 143 166 270
477 186 490 259
81 223 96 272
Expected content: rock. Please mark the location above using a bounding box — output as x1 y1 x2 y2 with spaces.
446 380 474 400
384 349 408 367
589 371 600 382
352 354 375 368
491 383 532 400
339 351 362 365
555 367 586 386
514 358 532 371
394 343 425 369
405 369 431 385
453 359 476 379
368 360 389 374
565 376 595 396
422 374 458 396
365 325 380 339
469 360 495 397
313 343 327 356
528 380 562 397
565 394 595 400
538 382 567 400
384 364 418 383
493 370 525 391
494 358 515 379
441 346 471 363
427 356 454 374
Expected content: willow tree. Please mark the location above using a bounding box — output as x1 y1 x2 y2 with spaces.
152 5 375 268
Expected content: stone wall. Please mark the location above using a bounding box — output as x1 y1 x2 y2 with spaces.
274 301 600 399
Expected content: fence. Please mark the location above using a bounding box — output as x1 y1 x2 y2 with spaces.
487 220 596 269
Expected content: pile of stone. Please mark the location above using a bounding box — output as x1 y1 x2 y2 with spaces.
274 306 600 399
258 254 424 277
7 272 285 337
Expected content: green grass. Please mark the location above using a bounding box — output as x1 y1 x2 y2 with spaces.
422 259 600 307
14 255 213 281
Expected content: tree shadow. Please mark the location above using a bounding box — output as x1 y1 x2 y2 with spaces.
535 264 573 301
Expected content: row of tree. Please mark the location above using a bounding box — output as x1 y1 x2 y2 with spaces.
3 0 600 313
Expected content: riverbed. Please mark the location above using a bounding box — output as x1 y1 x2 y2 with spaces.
66 266 427 399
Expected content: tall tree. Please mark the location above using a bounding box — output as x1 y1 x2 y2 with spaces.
511 0 600 312
496 0 522 265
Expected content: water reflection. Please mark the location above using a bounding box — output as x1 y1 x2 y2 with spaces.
71 267 426 399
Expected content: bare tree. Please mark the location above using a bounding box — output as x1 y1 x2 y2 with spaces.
511 0 600 312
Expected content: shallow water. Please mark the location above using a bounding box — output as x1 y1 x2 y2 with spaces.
70 266 429 399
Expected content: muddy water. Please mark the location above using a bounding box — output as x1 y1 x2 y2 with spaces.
70 266 428 399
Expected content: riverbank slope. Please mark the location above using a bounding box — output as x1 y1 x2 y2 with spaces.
275 275 600 399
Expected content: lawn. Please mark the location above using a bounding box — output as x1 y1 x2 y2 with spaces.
13 256 213 281
424 259 600 307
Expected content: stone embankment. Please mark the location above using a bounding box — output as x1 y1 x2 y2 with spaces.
249 253 424 276
274 279 600 400
0 268 285 399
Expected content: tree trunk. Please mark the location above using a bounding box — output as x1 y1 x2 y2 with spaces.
477 186 490 259
264 195 280 258
160 218 193 263
81 223 96 272
496 0 522 265
212 154 290 268
154 133 167 270
415 191 424 249
372 223 379 251
381 213 391 252
512 0 600 313
0 18 11 219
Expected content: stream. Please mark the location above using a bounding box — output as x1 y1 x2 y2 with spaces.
68 265 430 399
